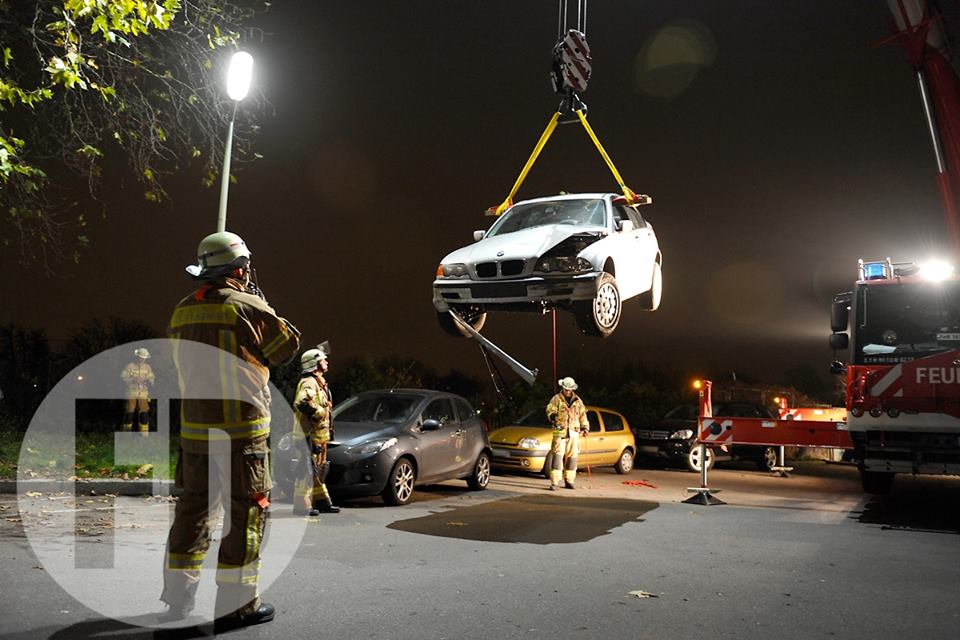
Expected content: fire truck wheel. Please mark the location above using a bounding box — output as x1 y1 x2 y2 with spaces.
859 467 895 494
437 306 487 337
685 444 714 473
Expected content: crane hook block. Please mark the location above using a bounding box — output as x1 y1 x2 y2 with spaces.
551 29 592 95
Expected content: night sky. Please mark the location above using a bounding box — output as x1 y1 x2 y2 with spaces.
2 1 958 386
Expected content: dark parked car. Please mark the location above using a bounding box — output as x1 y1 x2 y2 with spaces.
633 402 780 472
277 389 492 506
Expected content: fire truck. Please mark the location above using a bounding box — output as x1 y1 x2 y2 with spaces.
830 258 960 493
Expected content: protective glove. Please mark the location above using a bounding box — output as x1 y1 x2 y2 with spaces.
311 443 324 455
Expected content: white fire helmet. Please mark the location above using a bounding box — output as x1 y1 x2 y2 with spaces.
558 377 578 391
185 231 251 278
134 348 150 359
300 341 331 373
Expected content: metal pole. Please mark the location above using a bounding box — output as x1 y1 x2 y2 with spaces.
918 70 948 174
552 309 558 393
699 442 708 488
216 102 239 233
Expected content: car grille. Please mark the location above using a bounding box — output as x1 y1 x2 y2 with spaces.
501 260 525 276
470 282 529 298
476 262 497 278
634 429 672 440
474 259 527 278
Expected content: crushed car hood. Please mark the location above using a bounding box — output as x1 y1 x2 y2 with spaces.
442 225 606 264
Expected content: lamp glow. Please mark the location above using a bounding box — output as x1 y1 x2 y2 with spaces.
226 51 254 101
919 260 954 282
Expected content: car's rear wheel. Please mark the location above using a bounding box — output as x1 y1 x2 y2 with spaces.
757 446 779 471
685 443 714 473
381 458 416 506
575 273 621 338
639 261 662 311
437 305 487 337
466 452 491 490
614 448 634 474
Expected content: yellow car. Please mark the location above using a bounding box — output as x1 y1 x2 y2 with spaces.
489 406 636 474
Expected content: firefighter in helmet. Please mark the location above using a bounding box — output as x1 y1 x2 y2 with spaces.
546 376 589 490
121 347 154 434
292 343 340 516
161 231 300 630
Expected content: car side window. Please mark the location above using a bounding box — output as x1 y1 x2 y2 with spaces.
587 411 601 433
601 411 625 432
422 399 454 426
616 205 645 230
454 398 476 423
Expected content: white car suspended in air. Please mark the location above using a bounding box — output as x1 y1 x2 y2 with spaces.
432 193 662 338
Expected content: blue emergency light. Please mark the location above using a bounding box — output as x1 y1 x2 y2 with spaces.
863 262 887 280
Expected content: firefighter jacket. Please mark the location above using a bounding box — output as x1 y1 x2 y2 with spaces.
121 361 155 399
168 277 300 452
546 392 589 438
294 372 333 444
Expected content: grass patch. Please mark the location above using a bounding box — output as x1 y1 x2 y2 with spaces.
0 429 179 480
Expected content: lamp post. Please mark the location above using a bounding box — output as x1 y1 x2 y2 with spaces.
216 50 254 233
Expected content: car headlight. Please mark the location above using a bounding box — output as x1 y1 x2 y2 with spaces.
437 263 469 278
535 256 593 274
357 437 398 454
670 429 694 440
518 437 542 449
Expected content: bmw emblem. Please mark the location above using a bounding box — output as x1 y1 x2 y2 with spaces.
496 251 505 257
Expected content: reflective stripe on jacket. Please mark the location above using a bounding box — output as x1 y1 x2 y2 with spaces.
546 393 588 438
168 277 300 451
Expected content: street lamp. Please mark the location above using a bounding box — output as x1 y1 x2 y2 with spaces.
217 50 254 233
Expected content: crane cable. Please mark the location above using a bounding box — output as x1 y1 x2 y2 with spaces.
488 0 649 216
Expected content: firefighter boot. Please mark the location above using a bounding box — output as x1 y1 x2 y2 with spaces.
312 462 340 513
214 602 275 632
158 581 198 623
121 412 134 432
563 469 576 490
549 468 562 491
138 412 150 436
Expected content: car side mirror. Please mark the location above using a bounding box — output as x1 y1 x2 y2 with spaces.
421 418 441 431
618 220 634 233
473 230 485 242
829 332 849 351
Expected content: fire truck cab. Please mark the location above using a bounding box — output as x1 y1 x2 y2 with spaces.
830 258 960 493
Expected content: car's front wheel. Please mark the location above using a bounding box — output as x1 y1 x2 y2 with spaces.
437 305 487 338
381 457 416 506
614 448 634 474
686 443 714 473
466 452 491 490
575 272 621 337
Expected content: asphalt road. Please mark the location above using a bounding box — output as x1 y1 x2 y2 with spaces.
1 461 959 639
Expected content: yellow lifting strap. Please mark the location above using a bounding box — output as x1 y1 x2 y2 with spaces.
488 110 650 216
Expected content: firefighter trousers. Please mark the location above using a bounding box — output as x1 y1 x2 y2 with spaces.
122 397 151 432
161 437 271 619
549 433 580 486
293 442 332 510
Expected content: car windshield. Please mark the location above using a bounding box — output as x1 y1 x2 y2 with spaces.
512 410 550 428
333 393 422 424
663 405 698 420
855 281 960 364
485 199 606 237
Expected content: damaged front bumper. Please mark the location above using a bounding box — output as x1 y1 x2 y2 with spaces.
432 272 601 312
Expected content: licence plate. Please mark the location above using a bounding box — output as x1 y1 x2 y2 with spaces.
492 449 510 458
639 446 660 454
